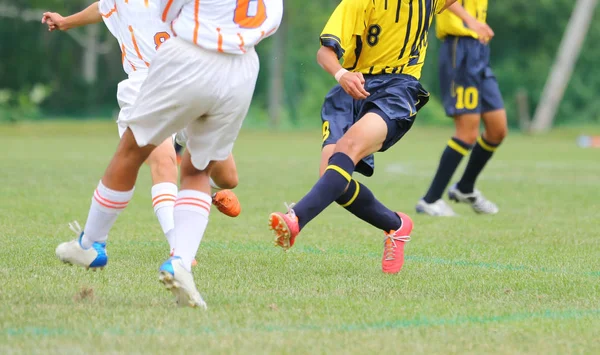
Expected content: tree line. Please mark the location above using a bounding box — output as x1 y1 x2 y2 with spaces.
1 1 599 127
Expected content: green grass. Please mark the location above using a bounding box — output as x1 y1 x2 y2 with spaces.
1 121 599 354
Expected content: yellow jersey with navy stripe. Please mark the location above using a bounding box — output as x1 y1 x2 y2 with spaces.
436 0 488 39
320 0 447 80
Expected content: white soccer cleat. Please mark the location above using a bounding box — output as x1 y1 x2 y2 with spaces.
55 221 107 269
448 184 499 215
159 257 207 309
415 198 457 217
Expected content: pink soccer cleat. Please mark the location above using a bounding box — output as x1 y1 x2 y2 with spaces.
269 203 300 251
381 212 413 274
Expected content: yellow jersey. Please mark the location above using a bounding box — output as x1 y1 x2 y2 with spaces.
436 0 488 39
320 0 447 80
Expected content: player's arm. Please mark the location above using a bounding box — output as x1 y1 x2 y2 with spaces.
439 0 458 13
447 1 494 43
42 2 101 32
317 0 370 100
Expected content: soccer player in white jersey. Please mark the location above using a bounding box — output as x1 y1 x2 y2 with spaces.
42 1 244 264
49 0 283 308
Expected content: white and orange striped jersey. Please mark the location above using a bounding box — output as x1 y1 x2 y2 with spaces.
99 0 172 75
161 0 283 55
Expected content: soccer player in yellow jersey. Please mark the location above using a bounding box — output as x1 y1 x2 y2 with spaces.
416 0 508 216
269 0 457 274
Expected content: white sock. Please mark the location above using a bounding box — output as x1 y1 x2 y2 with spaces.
172 190 211 271
82 181 134 248
151 182 177 250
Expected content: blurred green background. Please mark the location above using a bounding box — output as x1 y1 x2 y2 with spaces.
1 1 599 128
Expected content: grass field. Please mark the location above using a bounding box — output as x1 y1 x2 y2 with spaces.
1 121 599 354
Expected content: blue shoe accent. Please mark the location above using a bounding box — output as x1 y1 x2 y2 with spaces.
159 257 181 276
89 242 108 268
78 232 108 268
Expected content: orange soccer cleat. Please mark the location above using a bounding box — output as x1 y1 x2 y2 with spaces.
381 212 413 274
269 203 300 251
212 190 241 217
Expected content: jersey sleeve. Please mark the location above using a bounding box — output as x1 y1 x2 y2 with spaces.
319 0 369 59
160 0 191 23
98 0 116 16
436 0 451 14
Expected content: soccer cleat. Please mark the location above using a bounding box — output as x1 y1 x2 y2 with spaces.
55 221 107 270
269 203 300 251
212 190 241 217
415 198 457 217
448 184 499 215
159 257 207 309
170 250 197 267
382 213 413 274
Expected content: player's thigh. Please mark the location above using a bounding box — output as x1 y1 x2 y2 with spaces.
335 112 388 164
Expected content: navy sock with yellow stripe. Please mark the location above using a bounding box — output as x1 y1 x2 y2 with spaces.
457 136 499 193
294 152 355 230
423 137 472 204
336 179 402 232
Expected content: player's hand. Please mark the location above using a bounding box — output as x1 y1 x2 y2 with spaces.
42 12 68 31
466 19 494 44
339 72 370 100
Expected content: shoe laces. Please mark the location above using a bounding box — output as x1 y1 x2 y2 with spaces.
383 233 410 261
213 192 230 208
68 221 82 236
471 190 495 210
284 202 297 219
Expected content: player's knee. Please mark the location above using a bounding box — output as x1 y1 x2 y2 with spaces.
149 153 177 179
454 130 479 145
335 136 368 162
485 125 508 144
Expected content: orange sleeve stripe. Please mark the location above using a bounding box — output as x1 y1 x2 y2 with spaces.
162 0 174 22
101 4 117 18
121 44 126 64
216 28 223 52
264 27 277 37
129 26 150 67
237 33 246 53
193 0 200 44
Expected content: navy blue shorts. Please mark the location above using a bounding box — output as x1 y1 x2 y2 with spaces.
439 36 504 117
321 74 429 177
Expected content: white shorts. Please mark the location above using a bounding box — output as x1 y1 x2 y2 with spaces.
120 37 259 170
116 71 147 138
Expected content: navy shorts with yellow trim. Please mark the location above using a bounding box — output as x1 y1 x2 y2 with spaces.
321 74 429 177
439 36 504 117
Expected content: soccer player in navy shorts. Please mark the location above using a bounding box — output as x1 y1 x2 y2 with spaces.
416 0 508 216
269 0 457 274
